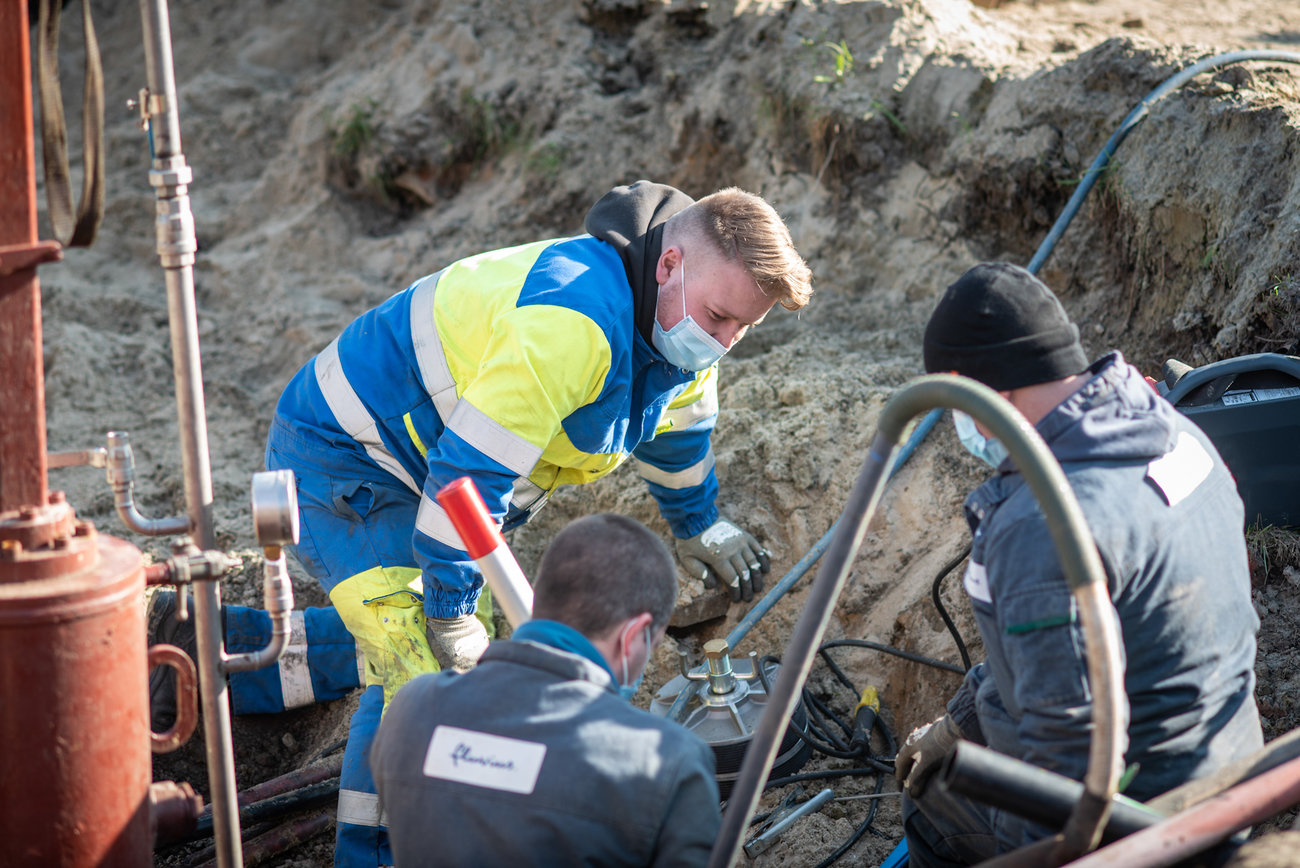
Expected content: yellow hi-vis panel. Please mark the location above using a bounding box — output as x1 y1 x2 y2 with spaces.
435 242 614 460
657 365 718 435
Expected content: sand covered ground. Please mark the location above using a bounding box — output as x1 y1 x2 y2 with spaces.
26 0 1300 864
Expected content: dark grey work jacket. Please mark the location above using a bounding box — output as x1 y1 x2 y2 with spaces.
371 639 721 867
949 352 1263 850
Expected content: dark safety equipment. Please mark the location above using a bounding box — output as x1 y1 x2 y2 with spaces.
1161 352 1300 528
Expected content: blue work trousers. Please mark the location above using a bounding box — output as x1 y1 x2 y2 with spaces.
257 418 429 868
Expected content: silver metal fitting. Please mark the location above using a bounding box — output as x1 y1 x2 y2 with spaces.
251 470 300 548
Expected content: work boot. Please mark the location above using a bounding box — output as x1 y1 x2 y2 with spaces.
147 589 197 732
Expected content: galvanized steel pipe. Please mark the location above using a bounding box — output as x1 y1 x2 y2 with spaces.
105 431 190 536
223 549 293 674
137 0 241 864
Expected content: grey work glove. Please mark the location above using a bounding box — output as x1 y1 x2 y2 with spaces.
894 713 963 799
675 518 770 602
425 614 490 673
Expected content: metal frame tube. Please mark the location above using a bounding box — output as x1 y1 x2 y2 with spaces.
137 1 242 865
707 428 899 868
707 376 1123 868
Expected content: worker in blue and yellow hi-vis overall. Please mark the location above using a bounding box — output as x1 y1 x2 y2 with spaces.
146 180 813 868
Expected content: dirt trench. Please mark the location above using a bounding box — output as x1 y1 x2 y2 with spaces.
25 0 1300 865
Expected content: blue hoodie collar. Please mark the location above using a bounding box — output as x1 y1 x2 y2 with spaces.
511 619 620 685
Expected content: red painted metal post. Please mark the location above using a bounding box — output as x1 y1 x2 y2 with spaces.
0 8 169 868
0 0 59 514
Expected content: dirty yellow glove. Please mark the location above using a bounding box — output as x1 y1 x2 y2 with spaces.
675 518 770 602
894 713 962 799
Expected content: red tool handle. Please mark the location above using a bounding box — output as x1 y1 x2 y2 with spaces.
436 476 500 559
436 476 534 627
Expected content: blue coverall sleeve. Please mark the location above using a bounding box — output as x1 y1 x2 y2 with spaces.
415 426 522 618
632 366 721 538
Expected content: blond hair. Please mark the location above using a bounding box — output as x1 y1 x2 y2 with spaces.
669 187 813 311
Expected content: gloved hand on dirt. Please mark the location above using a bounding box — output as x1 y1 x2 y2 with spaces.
426 614 490 672
894 713 962 799
675 517 770 602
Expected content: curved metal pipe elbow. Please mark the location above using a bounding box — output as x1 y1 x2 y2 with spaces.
223 551 294 675
105 431 190 536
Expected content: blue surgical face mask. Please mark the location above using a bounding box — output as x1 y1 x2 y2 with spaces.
652 257 728 372
953 410 1009 469
618 625 654 702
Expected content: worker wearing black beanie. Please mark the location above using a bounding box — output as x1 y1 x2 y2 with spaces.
922 262 1089 390
900 260 1263 868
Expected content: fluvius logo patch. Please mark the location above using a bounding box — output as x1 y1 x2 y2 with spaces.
423 725 547 794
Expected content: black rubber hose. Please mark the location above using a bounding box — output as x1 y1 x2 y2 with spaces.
930 543 973 671
819 639 965 676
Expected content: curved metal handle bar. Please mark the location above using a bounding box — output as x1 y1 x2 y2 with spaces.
148 642 199 753
1027 49 1300 275
707 376 1124 868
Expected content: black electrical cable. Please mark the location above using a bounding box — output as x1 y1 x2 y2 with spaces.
760 655 890 764
813 774 887 868
817 646 860 693
930 543 974 671
819 638 966 675
750 646 910 866
804 691 853 749
761 766 885 789
187 778 340 842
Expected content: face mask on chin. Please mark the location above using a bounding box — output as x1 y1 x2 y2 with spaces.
953 410 1010 469
618 624 654 702
652 256 728 372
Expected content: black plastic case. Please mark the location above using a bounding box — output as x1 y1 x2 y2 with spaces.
1160 353 1300 528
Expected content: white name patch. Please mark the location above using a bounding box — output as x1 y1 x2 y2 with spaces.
963 561 992 603
1146 431 1212 508
423 725 547 794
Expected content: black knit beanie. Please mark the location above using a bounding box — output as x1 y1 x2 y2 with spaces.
922 262 1088 391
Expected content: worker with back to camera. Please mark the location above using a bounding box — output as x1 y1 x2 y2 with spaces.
371 512 721 868
895 262 1263 866
147 180 812 868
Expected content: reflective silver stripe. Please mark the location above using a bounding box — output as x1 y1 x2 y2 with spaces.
415 493 469 552
357 649 367 685
315 338 421 494
278 610 316 709
661 379 719 430
447 399 544 478
408 270 459 423
633 445 716 489
510 476 547 510
337 789 388 828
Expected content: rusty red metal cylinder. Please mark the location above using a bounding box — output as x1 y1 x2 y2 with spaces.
0 532 152 867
